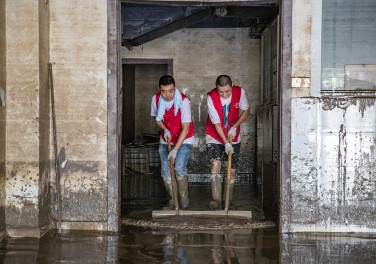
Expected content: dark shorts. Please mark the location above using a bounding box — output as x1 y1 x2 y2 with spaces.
206 143 241 169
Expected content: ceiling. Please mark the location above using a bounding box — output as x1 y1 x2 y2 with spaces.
121 1 279 49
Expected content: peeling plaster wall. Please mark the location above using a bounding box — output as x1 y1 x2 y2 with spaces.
122 28 260 174
5 0 41 235
50 0 108 226
281 233 376 262
292 0 311 77
291 98 376 232
285 0 376 232
0 0 6 238
291 0 311 98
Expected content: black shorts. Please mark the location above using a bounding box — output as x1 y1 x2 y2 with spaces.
206 143 241 169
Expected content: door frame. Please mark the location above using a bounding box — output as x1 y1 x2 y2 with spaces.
107 0 292 233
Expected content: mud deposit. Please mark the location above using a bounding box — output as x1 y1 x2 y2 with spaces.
123 215 276 231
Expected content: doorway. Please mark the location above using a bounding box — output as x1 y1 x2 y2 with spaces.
121 59 173 215
114 1 279 227
121 59 173 145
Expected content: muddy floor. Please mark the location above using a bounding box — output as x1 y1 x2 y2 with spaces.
121 170 265 219
121 169 273 230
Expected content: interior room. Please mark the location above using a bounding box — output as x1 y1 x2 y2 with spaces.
119 1 280 222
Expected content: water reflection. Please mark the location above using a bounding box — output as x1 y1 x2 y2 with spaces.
2 228 376 263
0 228 277 263
281 232 376 264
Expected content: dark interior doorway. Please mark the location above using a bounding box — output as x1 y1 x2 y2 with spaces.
122 59 173 145
121 59 173 215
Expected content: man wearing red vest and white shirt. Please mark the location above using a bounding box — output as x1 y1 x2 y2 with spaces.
151 75 195 209
205 75 250 210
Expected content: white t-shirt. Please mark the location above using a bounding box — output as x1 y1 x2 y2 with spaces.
151 95 195 144
206 87 249 144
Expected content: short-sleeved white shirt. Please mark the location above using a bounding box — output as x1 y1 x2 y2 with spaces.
151 95 195 144
206 87 249 144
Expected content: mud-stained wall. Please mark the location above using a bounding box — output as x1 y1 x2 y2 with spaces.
281 233 376 263
291 0 312 98
284 0 376 233
292 0 311 77
5 0 42 237
290 98 376 232
122 28 260 173
38 0 50 233
0 0 6 239
50 0 108 227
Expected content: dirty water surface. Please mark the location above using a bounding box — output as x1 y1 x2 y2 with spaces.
2 227 376 263
2 171 376 263
0 227 277 263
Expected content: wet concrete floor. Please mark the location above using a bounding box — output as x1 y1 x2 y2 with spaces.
121 170 264 219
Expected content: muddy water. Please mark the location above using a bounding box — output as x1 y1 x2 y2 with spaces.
2 227 376 263
0 228 278 263
2 171 376 263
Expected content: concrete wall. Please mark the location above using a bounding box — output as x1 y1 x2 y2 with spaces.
290 98 376 232
282 0 376 232
0 0 6 240
281 233 376 262
5 0 43 237
122 28 260 174
50 0 108 230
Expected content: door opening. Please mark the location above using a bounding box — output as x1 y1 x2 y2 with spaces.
121 59 173 216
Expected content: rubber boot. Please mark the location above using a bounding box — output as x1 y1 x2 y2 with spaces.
163 180 175 210
209 174 222 210
177 175 189 209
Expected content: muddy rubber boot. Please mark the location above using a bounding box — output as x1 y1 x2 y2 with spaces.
177 175 189 209
163 180 175 210
209 174 222 210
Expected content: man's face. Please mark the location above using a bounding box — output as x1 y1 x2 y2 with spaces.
217 84 232 99
160 83 175 102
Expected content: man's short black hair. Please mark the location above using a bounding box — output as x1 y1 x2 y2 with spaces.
159 75 175 87
215 75 232 87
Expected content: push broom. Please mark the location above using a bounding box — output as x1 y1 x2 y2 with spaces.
152 135 252 219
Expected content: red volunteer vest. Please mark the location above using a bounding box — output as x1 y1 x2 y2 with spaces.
205 86 241 144
156 93 195 145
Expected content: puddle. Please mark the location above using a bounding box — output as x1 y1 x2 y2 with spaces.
0 228 279 263
2 171 375 263
2 227 376 263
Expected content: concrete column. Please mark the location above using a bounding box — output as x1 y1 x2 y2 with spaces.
0 0 6 241
50 0 108 230
5 0 50 237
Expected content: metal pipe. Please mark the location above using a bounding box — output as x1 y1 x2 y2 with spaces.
49 62 61 233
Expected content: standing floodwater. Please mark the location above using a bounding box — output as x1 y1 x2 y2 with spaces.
2 227 376 263
0 228 278 263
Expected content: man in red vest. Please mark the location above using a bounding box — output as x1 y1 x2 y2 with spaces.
205 75 250 210
151 75 195 209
